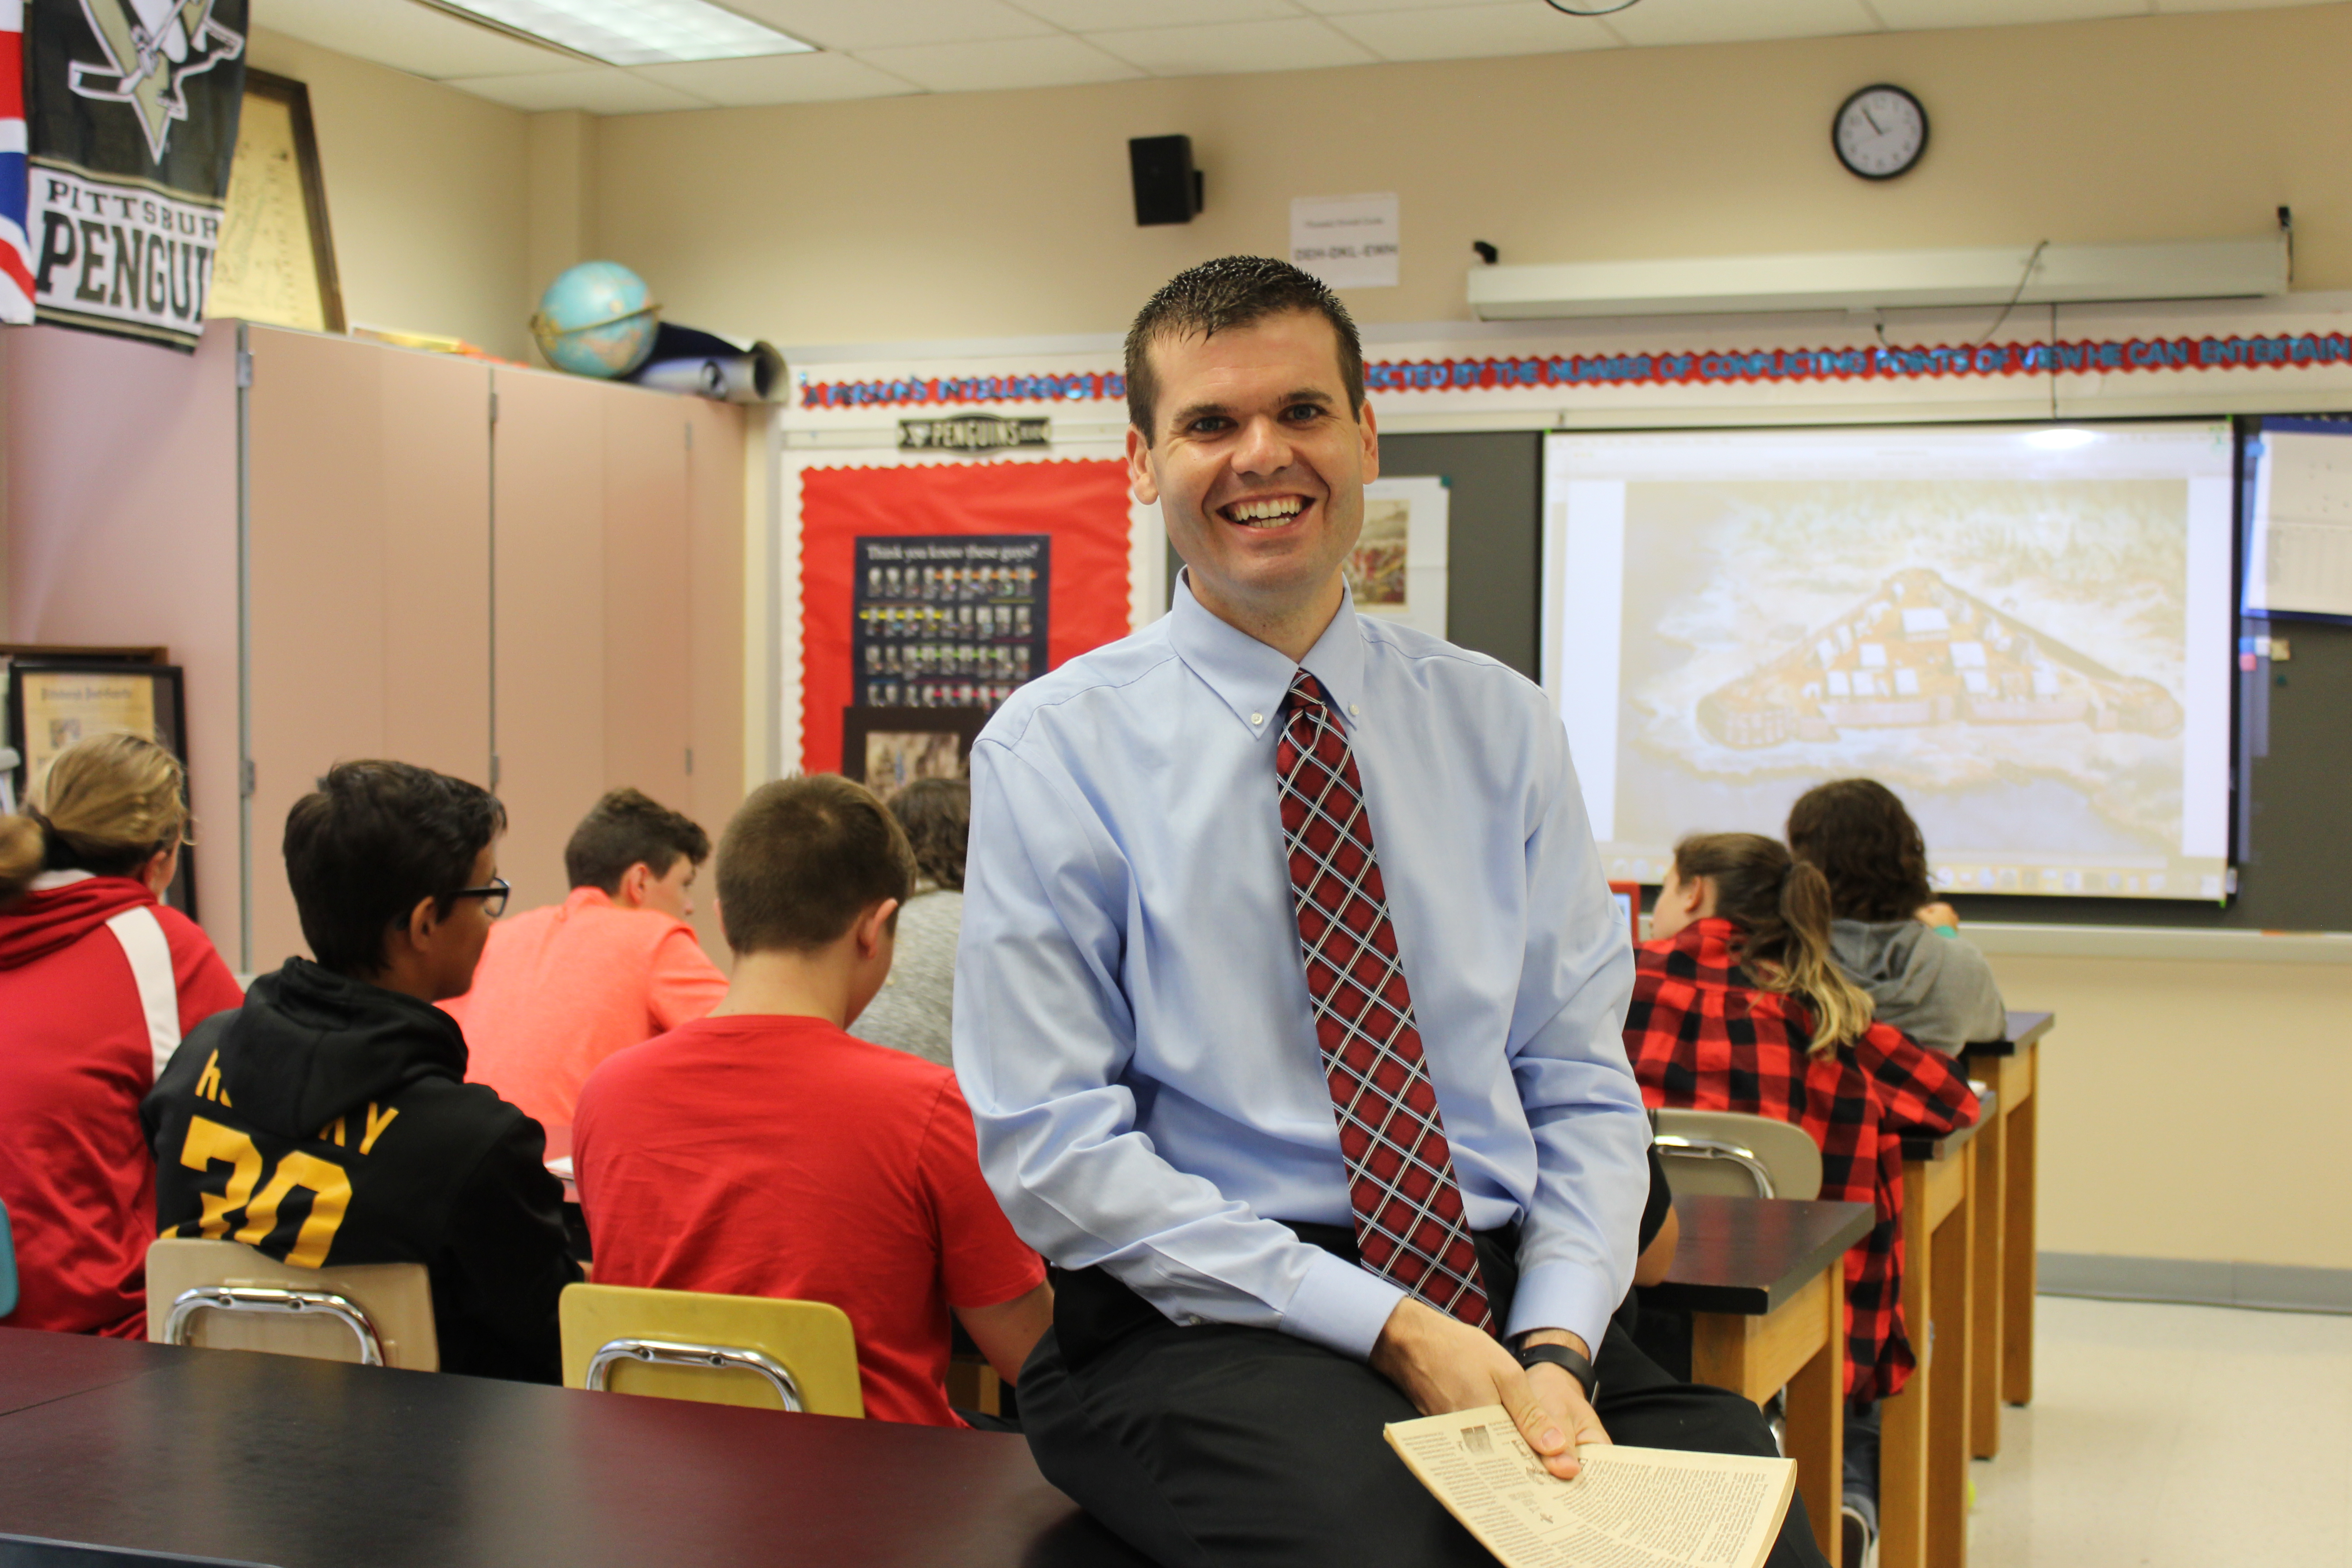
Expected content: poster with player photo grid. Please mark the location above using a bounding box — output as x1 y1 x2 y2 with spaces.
853 534 1049 711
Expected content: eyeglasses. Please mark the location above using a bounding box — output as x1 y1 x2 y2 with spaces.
448 877 510 919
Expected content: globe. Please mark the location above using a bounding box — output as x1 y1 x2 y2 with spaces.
530 261 659 378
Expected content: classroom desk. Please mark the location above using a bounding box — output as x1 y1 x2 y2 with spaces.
1880 1092 1993 1568
1960 1010 2052 1459
1642 1195 1876 1568
0 1327 1145 1568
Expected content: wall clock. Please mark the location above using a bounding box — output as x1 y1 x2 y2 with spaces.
1833 84 1928 181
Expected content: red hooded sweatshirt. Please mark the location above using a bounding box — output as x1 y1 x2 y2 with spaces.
0 872 244 1336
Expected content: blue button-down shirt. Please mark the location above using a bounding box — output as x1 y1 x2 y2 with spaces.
954 576 1647 1360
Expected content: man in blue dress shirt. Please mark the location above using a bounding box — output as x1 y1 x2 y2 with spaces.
955 257 1825 1568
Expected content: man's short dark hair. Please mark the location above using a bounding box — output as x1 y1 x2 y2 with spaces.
1125 256 1365 437
1786 778 1935 925
283 760 505 976
886 776 969 893
564 787 711 894
717 774 916 956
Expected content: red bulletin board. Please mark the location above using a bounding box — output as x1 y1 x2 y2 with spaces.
799 459 1136 775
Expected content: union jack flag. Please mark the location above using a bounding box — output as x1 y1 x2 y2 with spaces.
0 0 29 323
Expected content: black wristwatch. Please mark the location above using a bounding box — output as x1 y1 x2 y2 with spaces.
1515 1339 1600 1402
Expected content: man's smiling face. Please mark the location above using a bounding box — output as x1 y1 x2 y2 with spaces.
1127 309 1379 635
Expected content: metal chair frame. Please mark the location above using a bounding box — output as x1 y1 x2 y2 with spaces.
1653 1133 1778 1198
162 1285 387 1366
584 1337 807 1412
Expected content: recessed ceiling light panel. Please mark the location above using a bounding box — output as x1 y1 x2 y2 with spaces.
434 0 813 66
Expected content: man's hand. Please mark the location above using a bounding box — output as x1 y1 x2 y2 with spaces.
1916 901 1961 931
1369 1297 1608 1480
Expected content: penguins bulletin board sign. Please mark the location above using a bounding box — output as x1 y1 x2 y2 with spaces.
25 0 249 348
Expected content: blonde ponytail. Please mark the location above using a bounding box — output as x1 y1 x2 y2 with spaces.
0 813 42 907
1669 832 1877 1054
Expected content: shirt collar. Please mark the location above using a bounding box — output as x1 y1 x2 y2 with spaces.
1166 570 1370 740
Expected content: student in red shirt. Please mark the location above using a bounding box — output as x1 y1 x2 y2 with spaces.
573 774 1050 1429
448 788 727 1128
0 733 244 1337
1625 831 1978 1563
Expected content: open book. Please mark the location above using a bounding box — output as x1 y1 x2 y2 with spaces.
1384 1406 1796 1568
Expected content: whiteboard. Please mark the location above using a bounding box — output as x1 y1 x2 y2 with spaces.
2245 421 2352 621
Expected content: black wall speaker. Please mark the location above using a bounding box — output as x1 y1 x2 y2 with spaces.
1128 135 1203 226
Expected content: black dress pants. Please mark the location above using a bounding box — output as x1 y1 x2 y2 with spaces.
1019 1224 1829 1568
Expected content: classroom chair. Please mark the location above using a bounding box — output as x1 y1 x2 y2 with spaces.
0 1199 15 1319
1654 1108 1823 1201
145 1239 438 1370
559 1283 864 1417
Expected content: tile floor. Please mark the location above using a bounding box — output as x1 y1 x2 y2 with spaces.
1967 1295 2352 1565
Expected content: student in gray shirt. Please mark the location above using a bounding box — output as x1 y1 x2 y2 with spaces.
1787 779 2007 1054
848 776 965 1068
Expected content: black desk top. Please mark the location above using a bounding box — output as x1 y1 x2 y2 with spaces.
1640 1196 1874 1317
1899 1087 1996 1164
0 1328 1144 1568
1962 1010 2053 1060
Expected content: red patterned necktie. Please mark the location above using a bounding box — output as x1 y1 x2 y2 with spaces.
1276 669 1495 1333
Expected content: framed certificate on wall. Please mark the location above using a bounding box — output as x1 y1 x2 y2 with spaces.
3 656 195 916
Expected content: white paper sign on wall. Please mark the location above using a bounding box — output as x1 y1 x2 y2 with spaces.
1291 193 1400 289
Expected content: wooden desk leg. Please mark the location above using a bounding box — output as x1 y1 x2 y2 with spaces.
2002 1045 2038 1408
1880 1173 1931 1568
1968 1096 2005 1460
1927 1170 1974 1568
1784 1263 1847 1568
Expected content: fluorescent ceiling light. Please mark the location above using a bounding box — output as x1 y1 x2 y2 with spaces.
430 0 813 65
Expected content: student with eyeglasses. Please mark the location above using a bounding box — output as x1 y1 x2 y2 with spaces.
145 760 580 1383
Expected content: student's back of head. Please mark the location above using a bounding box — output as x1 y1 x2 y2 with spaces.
0 732 191 907
887 777 969 893
564 788 711 894
1669 831 1875 1054
284 760 505 978
718 774 916 957
1785 779 1932 924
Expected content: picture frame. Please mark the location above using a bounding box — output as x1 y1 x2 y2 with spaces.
841 706 988 794
2 656 196 917
206 69 346 334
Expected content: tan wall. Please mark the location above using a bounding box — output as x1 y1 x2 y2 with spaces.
1987 954 2352 1273
246 28 533 360
593 5 2352 347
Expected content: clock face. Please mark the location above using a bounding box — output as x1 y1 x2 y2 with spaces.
1834 84 1928 181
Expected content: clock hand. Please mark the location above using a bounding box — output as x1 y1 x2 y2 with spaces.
1863 108 1885 136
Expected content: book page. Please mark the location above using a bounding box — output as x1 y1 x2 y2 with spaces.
1384 1406 1795 1568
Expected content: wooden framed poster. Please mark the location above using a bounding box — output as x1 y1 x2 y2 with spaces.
207 69 345 333
3 657 196 916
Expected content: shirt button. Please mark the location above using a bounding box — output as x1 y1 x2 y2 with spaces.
1249 713 1263 725
1350 704 1360 716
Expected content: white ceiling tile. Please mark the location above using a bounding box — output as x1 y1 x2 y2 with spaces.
1011 0 1305 24
851 34 1146 90
1329 1 1621 59
1870 0 2143 27
446 67 713 112
722 0 1056 51
255 0 583 78
631 51 922 104
1088 16 1379 74
1605 0 1880 46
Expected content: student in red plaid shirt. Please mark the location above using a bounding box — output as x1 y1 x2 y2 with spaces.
1626 831 1979 1562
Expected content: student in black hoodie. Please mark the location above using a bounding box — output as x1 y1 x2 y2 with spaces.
145 760 580 1382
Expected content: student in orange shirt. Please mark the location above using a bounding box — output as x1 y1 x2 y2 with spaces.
447 789 726 1128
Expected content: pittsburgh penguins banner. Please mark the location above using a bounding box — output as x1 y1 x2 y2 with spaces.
24 0 246 349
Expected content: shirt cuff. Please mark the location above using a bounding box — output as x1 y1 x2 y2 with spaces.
1504 1260 1617 1356
1279 1247 1408 1361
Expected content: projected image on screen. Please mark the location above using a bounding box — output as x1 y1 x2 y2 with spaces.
1544 423 2235 900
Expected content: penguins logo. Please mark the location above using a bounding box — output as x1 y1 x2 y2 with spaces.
67 0 246 164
